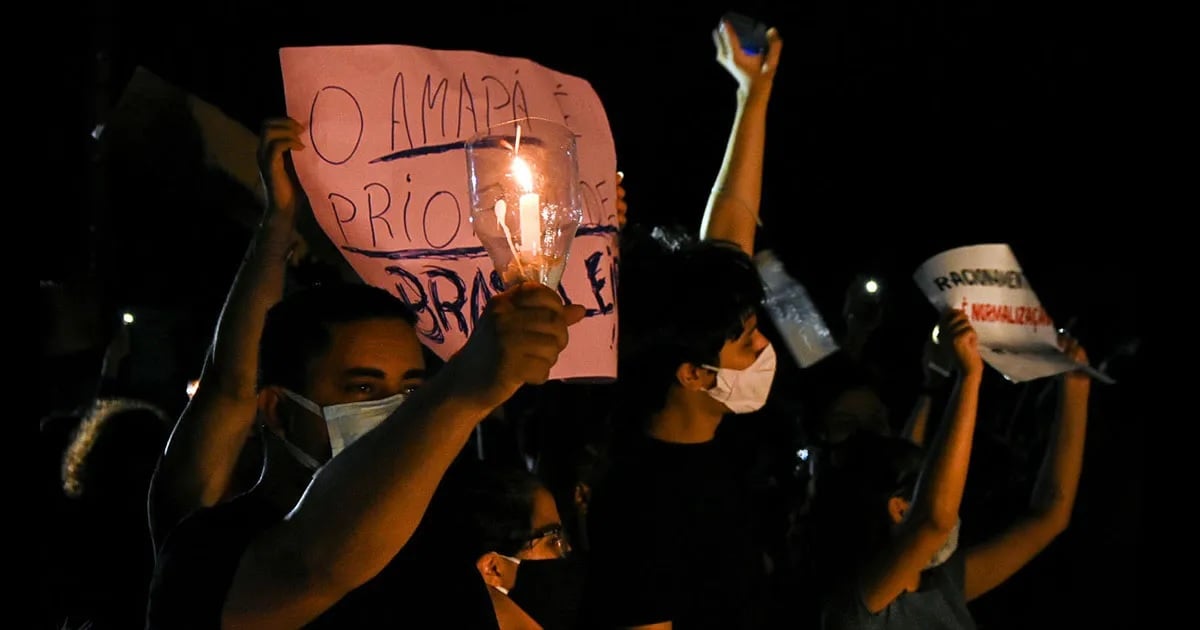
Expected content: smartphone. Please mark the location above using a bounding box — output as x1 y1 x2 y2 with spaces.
722 11 769 56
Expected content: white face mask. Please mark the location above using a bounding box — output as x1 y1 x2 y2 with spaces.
927 517 961 569
702 343 777 414
281 389 409 459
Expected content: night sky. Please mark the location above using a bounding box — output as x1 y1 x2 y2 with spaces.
57 0 1145 347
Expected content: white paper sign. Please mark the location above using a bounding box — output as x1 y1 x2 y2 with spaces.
913 244 1112 383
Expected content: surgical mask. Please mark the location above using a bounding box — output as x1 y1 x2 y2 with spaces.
927 517 960 569
281 389 408 458
702 342 777 414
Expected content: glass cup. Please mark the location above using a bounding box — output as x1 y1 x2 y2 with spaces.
465 117 583 289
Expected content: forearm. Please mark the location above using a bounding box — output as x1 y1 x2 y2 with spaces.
1030 378 1089 527
152 211 293 538
913 372 981 528
700 88 770 254
150 386 260 542
901 394 933 446
280 365 500 590
161 388 258 500
962 374 1089 602
208 211 294 396
224 370 500 627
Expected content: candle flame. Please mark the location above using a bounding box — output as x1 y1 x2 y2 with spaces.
512 156 534 192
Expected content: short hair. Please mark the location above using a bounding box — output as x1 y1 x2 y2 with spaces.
617 225 765 417
258 283 417 393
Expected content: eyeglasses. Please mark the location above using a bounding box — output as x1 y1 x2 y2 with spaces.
520 525 572 557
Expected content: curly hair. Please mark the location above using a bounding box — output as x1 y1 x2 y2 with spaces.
62 398 168 499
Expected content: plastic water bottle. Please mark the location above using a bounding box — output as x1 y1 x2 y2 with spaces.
755 250 839 368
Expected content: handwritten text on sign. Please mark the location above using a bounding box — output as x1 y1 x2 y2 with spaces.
280 45 619 380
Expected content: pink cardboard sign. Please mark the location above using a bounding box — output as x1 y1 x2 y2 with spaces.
281 45 619 380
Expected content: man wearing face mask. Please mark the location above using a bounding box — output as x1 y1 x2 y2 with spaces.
580 18 783 630
146 118 586 629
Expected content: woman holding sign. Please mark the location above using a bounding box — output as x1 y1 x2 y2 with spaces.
806 309 1092 630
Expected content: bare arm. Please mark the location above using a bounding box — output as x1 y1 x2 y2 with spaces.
964 339 1091 601
699 20 782 255
900 394 933 447
222 284 585 629
901 331 954 446
859 310 983 613
149 119 305 545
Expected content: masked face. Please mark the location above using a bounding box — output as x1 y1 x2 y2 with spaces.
281 388 409 459
702 342 777 414
508 555 586 630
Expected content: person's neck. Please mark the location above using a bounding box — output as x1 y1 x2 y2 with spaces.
646 390 725 444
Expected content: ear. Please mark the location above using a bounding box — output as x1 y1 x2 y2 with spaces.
675 362 714 392
257 387 287 435
475 552 503 587
887 495 909 526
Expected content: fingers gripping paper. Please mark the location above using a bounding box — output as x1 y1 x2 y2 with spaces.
280 45 619 380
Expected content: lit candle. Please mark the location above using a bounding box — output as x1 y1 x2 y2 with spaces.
511 157 540 257
518 193 540 257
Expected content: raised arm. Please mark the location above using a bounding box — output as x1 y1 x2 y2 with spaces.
859 310 983 613
963 338 1091 601
901 326 954 446
222 284 585 629
148 118 305 545
699 18 783 255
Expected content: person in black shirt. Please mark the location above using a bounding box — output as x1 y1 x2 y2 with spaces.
146 118 585 629
582 17 784 630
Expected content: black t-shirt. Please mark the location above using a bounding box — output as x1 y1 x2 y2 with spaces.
582 435 766 629
146 486 499 629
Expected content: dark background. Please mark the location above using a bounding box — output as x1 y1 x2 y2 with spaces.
47 1 1143 626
